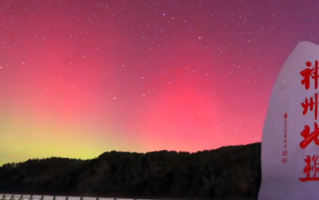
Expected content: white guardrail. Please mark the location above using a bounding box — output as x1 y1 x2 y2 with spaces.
0 194 157 200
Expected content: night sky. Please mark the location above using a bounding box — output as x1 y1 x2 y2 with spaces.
1 0 318 165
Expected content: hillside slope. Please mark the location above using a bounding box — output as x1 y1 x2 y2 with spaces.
0 143 261 199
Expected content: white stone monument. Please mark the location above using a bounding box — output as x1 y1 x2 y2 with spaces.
258 41 319 200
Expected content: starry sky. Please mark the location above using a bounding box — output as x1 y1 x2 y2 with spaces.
1 0 319 165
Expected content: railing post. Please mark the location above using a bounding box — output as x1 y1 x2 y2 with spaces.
66 196 68 200
79 197 82 200
30 195 33 200
19 195 23 200
1 194 5 200
10 194 14 200
40 196 43 200
53 196 56 200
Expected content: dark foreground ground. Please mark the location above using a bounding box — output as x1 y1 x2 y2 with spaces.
0 143 261 200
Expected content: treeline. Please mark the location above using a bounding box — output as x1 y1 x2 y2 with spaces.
0 143 261 199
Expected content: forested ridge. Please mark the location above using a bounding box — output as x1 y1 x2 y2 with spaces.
0 142 261 199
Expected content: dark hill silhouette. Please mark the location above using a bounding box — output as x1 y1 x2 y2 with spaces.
0 142 261 199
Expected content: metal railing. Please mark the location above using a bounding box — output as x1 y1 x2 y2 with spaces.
0 194 150 200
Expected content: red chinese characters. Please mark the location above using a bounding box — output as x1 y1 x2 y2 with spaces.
301 93 318 120
300 122 319 149
300 61 319 90
282 113 288 163
299 155 319 182
299 61 319 182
